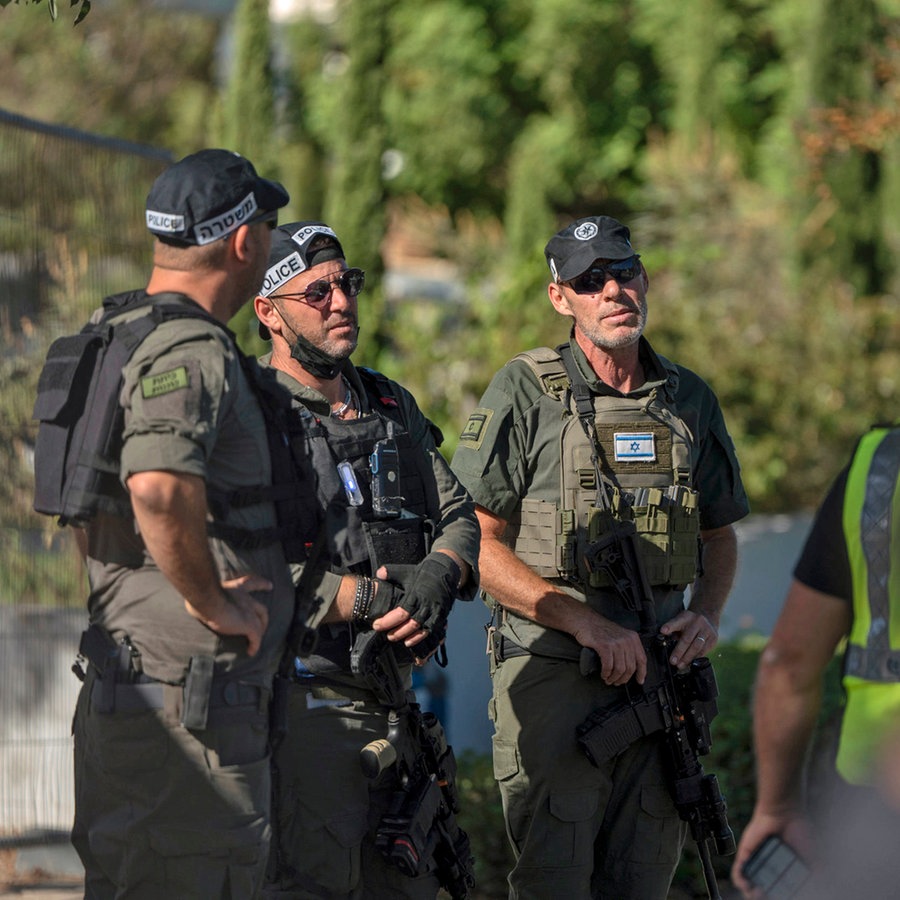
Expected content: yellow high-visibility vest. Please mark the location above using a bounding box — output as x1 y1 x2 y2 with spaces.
839 426 900 784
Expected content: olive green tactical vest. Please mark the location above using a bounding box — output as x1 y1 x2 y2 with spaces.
837 426 900 784
507 346 701 594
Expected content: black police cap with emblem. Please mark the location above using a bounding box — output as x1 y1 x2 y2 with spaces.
145 148 289 246
544 215 636 283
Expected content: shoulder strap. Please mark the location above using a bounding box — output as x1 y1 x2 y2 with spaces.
511 346 570 401
356 366 445 447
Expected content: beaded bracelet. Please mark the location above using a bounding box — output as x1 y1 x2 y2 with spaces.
351 576 375 624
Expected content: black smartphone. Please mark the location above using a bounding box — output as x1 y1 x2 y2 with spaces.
370 435 402 518
741 834 811 900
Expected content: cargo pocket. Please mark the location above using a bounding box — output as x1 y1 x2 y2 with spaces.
629 782 683 866
93 708 169 775
542 789 599 867
148 823 264 899
492 738 520 782
315 804 368 893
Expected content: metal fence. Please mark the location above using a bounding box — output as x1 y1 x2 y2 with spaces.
0 108 172 838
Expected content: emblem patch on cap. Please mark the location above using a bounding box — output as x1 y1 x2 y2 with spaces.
614 432 656 462
459 408 493 450
141 366 189 399
573 222 599 241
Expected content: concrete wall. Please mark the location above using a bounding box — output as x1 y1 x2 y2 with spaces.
0 606 84 837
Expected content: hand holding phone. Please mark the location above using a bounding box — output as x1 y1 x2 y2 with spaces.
741 834 811 900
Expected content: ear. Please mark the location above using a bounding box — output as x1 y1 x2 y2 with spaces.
254 294 282 337
547 281 573 317
229 223 255 264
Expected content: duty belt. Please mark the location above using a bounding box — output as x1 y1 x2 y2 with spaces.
76 625 268 728
488 630 531 663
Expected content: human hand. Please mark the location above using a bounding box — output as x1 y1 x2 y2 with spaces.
573 615 646 686
184 573 271 657
731 812 812 898
370 603 446 655
660 610 719 668
378 552 460 632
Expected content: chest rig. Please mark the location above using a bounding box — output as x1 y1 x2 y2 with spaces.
284 368 438 573
284 370 438 675
510 344 701 591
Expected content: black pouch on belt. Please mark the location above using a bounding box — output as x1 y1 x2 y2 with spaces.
182 654 215 730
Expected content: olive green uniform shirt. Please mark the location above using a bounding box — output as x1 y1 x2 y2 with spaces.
83 310 294 685
451 335 749 645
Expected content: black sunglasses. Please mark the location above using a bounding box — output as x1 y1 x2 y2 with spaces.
269 268 366 308
565 255 642 293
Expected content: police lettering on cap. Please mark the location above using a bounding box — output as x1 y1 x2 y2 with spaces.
145 148 289 246
259 222 346 298
544 215 636 283
257 221 347 339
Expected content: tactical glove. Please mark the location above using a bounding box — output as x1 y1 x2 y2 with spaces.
379 552 461 634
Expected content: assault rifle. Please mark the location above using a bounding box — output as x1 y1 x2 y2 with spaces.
577 517 735 900
350 629 476 899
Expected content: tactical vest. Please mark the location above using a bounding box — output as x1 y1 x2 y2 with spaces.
836 426 900 785
32 289 318 554
286 368 439 676
508 345 701 592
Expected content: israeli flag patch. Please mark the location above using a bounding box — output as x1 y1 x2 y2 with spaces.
614 432 656 462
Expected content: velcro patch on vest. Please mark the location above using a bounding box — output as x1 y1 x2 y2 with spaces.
459 407 493 450
614 432 656 462
596 422 672 475
141 366 189 399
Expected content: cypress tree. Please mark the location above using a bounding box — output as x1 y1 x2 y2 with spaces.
222 0 278 178
322 0 393 360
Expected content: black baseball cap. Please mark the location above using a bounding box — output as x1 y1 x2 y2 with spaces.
145 148 289 246
544 215 636 282
257 222 346 338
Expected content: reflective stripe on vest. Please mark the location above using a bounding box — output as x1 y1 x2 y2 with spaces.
837 427 900 784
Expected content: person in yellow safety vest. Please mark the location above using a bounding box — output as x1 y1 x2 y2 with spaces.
733 425 900 899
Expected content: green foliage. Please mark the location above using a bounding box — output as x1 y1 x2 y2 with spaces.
454 750 515 898
383 1 508 213
221 0 278 176
0 0 219 150
0 0 90 25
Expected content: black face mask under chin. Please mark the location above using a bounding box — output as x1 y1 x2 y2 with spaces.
288 330 343 380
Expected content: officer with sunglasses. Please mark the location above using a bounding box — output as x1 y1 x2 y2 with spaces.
451 215 749 899
253 222 479 899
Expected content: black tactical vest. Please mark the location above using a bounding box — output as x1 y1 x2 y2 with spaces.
32 289 319 554
286 369 439 676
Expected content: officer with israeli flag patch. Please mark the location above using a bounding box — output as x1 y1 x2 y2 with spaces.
452 214 749 899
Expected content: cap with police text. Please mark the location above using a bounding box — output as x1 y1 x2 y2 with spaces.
145 148 289 246
257 222 346 338
544 216 635 283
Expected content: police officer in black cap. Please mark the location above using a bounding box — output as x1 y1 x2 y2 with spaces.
452 215 749 899
67 149 298 898
253 222 480 898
